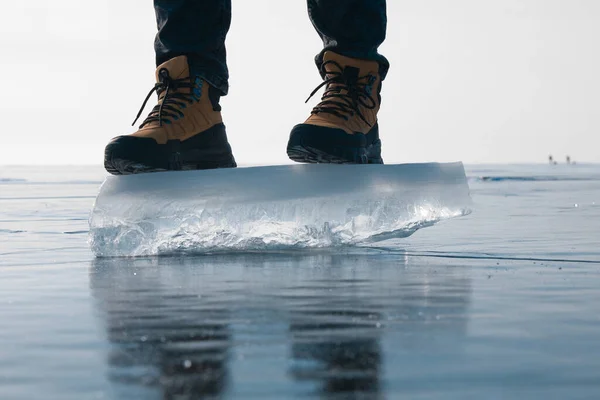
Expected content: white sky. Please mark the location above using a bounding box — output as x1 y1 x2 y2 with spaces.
1 0 599 165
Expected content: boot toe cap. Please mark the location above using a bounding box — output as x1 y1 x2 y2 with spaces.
104 136 163 175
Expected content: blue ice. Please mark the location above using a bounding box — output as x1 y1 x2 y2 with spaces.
89 163 471 257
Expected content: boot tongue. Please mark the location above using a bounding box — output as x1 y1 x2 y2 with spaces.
342 66 360 84
155 55 190 82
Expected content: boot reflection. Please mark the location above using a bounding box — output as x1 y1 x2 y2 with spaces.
285 256 384 397
91 258 231 398
290 309 382 396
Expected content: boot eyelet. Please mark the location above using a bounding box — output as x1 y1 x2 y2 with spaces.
158 68 170 80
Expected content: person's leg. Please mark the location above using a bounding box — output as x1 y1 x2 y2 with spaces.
104 0 236 175
307 0 389 80
287 0 388 165
154 0 232 95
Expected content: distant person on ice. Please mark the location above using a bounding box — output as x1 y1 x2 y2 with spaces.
104 0 388 175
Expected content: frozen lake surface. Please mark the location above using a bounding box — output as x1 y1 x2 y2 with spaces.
1 164 600 399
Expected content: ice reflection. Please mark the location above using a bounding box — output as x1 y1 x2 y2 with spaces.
90 253 471 398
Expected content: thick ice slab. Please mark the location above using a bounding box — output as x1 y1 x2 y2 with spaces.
89 163 471 256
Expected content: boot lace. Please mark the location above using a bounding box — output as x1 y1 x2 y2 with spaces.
132 69 198 128
306 60 377 127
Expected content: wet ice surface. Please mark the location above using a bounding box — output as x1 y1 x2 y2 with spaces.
1 164 600 399
89 163 471 256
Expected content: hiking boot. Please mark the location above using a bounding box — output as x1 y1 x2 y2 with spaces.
287 51 383 164
104 56 236 175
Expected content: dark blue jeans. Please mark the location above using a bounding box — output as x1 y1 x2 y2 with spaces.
154 0 388 95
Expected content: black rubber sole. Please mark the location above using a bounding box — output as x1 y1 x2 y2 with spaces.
104 123 237 175
287 123 383 164
104 157 237 175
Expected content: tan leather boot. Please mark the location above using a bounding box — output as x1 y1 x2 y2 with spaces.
104 55 236 175
287 51 383 164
